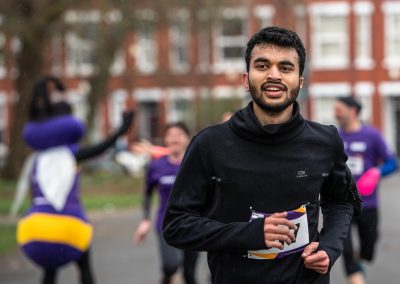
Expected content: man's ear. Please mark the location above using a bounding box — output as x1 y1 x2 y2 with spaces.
299 77 304 89
242 73 249 91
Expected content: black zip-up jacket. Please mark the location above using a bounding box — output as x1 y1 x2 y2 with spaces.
163 102 353 284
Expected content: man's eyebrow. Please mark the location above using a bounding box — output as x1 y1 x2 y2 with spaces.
280 60 296 67
253 57 269 64
252 58 296 67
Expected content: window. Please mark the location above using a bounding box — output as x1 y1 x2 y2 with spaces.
65 29 96 76
309 3 350 69
67 86 89 122
213 8 247 72
65 10 100 76
109 90 127 129
253 5 274 30
110 49 126 76
354 1 374 69
133 88 163 141
169 9 190 73
167 88 194 123
313 95 372 125
383 2 400 68
135 10 158 74
309 82 351 124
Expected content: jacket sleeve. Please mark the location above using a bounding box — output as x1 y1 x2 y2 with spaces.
162 136 267 252
318 128 355 268
143 162 157 220
75 111 134 162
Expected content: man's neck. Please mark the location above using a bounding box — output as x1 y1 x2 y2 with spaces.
253 103 294 125
168 152 184 164
343 119 362 133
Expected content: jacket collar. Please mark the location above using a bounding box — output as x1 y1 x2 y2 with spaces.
228 101 306 144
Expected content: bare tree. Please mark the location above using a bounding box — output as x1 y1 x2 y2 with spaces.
0 0 132 179
0 0 82 179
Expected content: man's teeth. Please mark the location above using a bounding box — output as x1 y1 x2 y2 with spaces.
266 87 281 91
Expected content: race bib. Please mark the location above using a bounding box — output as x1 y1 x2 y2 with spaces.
248 205 309 260
347 156 364 176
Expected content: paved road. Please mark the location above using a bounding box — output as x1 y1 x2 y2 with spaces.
1 174 400 284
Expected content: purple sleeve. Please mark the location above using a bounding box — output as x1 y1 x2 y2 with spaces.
143 161 158 220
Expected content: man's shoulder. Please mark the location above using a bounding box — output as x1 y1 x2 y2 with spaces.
303 119 339 137
361 124 383 137
149 155 168 168
194 122 230 140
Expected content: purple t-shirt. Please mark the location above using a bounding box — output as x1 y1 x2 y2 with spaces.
145 155 180 232
339 125 392 208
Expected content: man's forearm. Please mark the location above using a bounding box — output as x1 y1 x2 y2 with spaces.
318 202 353 268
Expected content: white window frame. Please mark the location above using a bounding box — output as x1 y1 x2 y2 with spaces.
354 82 373 123
132 88 163 102
309 2 350 70
65 10 102 77
108 90 128 129
213 7 248 73
65 31 96 77
66 82 89 122
253 5 275 29
169 9 190 74
135 10 158 75
382 2 400 69
213 86 247 99
110 49 126 76
166 88 194 122
354 1 374 69
309 83 349 125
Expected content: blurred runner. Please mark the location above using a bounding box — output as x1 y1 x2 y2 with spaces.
133 122 198 284
335 96 398 284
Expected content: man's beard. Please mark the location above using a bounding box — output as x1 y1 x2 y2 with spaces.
249 80 300 114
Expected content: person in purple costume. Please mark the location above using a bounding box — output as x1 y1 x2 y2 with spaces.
133 122 198 284
14 76 134 284
334 96 398 284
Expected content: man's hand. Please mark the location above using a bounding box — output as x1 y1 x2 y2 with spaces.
302 242 330 274
133 219 151 245
264 212 297 250
118 110 135 135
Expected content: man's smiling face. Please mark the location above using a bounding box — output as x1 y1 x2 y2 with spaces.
243 44 304 114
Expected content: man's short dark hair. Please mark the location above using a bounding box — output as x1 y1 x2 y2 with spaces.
245 26 306 76
337 96 362 114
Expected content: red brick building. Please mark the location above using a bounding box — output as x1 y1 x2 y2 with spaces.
0 0 399 153
305 0 400 154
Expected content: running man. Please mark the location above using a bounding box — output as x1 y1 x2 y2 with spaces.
162 26 361 284
133 122 199 284
335 96 398 284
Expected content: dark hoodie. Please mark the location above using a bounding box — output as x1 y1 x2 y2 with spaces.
163 102 353 284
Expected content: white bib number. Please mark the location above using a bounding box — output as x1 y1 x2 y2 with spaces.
248 205 309 260
346 156 364 176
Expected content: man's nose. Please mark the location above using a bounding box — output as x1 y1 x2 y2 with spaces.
267 66 282 80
